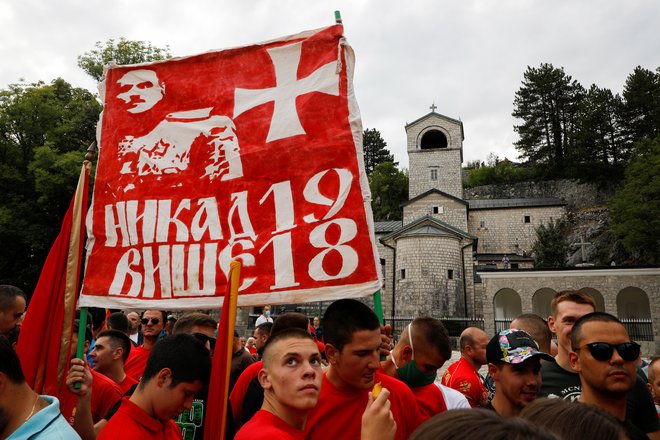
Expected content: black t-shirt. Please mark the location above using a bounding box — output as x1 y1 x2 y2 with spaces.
540 359 660 434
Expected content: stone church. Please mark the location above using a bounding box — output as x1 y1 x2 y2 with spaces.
373 108 660 354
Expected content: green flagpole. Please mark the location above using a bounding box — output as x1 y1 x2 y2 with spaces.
73 306 88 390
334 10 342 24
373 290 384 325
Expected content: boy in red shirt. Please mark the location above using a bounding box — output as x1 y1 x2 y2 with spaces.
98 333 211 440
304 299 421 440
234 328 322 439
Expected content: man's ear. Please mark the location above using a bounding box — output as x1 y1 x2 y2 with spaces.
112 347 123 361
156 368 173 387
400 345 413 364
325 343 340 365
547 315 557 334
568 351 581 373
258 368 271 390
487 363 499 380
84 340 91 353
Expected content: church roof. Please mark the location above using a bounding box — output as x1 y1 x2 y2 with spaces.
400 188 468 208
405 111 465 140
374 220 403 233
379 215 476 243
467 197 565 210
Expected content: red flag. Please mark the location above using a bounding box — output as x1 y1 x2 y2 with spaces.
16 162 90 395
204 260 240 440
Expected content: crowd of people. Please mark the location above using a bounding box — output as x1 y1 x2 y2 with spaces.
1 284 659 439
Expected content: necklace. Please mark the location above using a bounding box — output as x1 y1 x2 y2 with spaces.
24 395 39 422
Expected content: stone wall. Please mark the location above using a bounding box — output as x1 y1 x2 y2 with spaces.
477 268 660 355
403 194 468 231
465 179 621 209
395 234 466 317
409 149 464 200
468 205 566 254
375 235 395 317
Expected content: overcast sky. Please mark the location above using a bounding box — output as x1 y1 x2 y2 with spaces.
1 0 658 168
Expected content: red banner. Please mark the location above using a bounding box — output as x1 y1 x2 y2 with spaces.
79 25 381 309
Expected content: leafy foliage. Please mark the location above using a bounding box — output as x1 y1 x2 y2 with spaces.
513 64 584 177
465 159 533 187
609 136 660 264
369 162 408 221
363 128 394 175
532 219 569 268
0 79 101 292
78 38 172 81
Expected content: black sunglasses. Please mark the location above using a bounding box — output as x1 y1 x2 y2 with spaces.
141 317 161 325
574 342 640 362
192 332 216 351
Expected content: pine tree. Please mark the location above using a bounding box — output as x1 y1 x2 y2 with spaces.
362 128 394 175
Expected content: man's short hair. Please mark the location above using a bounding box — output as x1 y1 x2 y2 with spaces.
141 334 211 387
0 285 26 310
172 313 217 334
0 336 25 384
106 312 129 334
73 319 94 342
413 317 451 360
323 299 380 352
97 329 132 362
271 312 309 336
458 327 484 352
262 328 315 368
512 314 552 353
570 312 625 349
648 358 660 382
551 290 596 316
255 322 273 337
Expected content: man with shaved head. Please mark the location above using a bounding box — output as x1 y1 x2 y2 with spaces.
441 327 489 407
511 314 552 355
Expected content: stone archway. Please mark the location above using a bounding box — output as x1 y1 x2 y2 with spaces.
579 287 605 312
420 129 448 149
493 288 522 332
617 287 653 342
532 288 556 319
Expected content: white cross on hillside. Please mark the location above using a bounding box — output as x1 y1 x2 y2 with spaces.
233 42 340 142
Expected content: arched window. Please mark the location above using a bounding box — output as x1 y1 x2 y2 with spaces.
420 130 448 149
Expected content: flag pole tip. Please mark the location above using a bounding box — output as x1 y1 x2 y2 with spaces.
334 11 342 24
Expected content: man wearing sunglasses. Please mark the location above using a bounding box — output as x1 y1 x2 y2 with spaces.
569 312 649 440
124 310 166 381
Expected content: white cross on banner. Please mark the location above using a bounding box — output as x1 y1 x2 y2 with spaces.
79 25 382 309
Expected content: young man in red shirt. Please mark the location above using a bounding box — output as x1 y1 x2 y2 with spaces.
123 310 165 381
234 328 323 439
441 326 489 407
89 329 137 393
380 317 452 420
98 333 211 440
304 299 422 440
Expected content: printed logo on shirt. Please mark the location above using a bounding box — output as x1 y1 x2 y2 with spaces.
175 399 204 440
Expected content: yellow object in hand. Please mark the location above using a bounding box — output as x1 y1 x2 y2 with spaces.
372 381 382 398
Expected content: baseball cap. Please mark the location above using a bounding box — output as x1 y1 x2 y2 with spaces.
486 329 553 364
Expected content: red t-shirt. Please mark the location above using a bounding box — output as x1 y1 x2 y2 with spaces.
412 383 448 421
60 369 123 425
118 374 139 394
441 357 488 408
124 345 151 381
235 409 304 440
229 360 262 425
98 396 182 440
304 370 422 440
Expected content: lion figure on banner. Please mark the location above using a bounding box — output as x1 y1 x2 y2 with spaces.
116 69 243 184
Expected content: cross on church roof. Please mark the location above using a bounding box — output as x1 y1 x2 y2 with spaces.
430 103 437 112
572 235 592 263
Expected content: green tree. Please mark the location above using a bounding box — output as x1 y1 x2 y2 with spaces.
512 64 584 177
363 128 394 175
609 136 660 264
0 79 101 291
78 38 172 81
572 85 626 180
369 162 408 220
619 66 660 147
532 219 569 268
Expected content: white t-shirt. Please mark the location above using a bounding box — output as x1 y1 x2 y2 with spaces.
255 315 273 327
437 383 470 409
